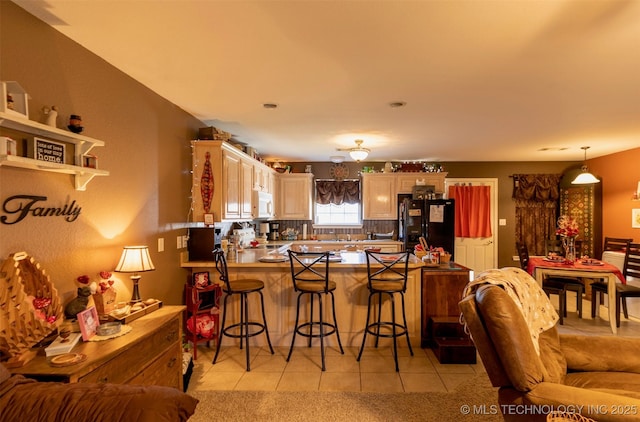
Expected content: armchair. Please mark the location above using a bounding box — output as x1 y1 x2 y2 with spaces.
459 267 640 422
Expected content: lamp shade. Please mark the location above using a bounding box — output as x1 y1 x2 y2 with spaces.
115 246 155 273
571 169 600 185
349 149 369 162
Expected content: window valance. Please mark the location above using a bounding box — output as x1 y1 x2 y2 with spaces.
315 180 360 205
512 174 561 202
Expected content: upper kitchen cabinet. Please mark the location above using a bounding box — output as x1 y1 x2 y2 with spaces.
361 173 397 220
253 161 274 194
396 172 448 194
276 173 313 220
191 140 267 222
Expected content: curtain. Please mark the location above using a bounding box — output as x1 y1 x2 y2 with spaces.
315 180 360 205
512 174 561 256
447 185 492 238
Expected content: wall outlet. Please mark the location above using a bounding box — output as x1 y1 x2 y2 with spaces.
158 237 164 252
177 235 183 249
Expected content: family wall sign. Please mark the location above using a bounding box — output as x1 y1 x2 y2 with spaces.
1 195 82 224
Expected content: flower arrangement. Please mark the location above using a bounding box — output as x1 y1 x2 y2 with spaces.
556 215 579 238
281 227 298 241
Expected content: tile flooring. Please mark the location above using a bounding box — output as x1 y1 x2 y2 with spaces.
186 295 640 395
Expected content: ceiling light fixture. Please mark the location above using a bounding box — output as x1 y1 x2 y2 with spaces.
338 139 370 162
389 101 406 108
263 103 278 109
571 146 600 185
330 155 345 163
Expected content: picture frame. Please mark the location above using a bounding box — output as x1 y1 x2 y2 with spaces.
632 209 640 229
77 306 100 341
203 213 214 225
193 271 210 289
33 136 65 164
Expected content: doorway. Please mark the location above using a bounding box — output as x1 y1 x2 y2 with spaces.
444 178 498 276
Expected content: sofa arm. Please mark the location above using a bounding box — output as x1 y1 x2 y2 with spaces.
521 382 640 422
560 335 640 373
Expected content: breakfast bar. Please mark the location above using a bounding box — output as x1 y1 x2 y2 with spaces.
181 248 425 348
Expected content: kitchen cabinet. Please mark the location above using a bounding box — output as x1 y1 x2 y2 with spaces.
253 161 273 193
396 172 448 195
191 140 274 222
0 111 109 190
361 173 397 220
421 263 471 347
276 173 313 220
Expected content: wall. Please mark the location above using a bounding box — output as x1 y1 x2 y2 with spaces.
589 147 640 242
0 3 202 305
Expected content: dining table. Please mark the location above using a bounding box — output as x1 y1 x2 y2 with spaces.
527 256 626 334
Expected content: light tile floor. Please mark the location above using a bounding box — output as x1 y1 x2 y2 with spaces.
186 295 640 394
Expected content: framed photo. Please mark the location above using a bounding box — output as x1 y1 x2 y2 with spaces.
77 306 100 341
203 213 214 225
193 271 210 289
33 137 65 164
633 209 640 229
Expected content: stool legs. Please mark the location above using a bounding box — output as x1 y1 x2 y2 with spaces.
287 291 343 371
212 290 274 371
357 290 413 372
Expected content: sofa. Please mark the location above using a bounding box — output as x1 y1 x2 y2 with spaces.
0 363 198 421
459 267 640 422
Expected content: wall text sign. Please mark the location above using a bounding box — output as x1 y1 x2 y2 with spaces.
34 137 65 164
1 195 81 224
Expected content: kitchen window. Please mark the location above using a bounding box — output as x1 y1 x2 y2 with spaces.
314 179 362 227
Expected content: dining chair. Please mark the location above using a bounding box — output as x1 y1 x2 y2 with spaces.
516 241 587 323
603 237 633 252
591 242 640 327
357 250 413 371
287 250 344 371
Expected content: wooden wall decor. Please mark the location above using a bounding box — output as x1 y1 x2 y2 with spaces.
0 252 63 367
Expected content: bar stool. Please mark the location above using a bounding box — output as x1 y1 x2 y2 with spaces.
357 250 413 372
212 249 274 371
287 250 344 371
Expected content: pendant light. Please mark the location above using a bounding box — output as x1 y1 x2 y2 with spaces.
571 146 600 185
339 139 369 162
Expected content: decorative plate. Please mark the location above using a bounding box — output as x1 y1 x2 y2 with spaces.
330 163 349 180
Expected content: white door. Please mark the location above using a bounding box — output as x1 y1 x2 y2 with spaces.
445 178 498 277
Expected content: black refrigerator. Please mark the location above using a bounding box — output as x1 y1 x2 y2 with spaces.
398 195 455 260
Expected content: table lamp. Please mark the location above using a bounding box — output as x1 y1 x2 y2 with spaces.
115 246 155 303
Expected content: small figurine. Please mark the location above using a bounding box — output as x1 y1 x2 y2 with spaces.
64 286 92 319
44 106 58 127
68 114 83 133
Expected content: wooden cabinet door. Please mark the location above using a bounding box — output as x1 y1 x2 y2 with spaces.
362 174 397 220
397 173 447 194
222 151 241 219
240 159 254 219
277 174 312 219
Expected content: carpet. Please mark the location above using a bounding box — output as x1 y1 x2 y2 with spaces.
188 374 501 421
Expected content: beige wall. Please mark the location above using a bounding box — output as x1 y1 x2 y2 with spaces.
0 3 202 305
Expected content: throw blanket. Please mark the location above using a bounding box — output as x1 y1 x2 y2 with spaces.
462 267 559 355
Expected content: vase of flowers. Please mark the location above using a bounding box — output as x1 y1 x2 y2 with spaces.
556 215 578 264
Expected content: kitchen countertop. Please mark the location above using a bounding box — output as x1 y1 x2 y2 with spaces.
180 248 423 268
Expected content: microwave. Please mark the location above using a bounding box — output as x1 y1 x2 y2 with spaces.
252 190 274 219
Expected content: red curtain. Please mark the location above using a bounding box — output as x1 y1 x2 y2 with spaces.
448 185 492 238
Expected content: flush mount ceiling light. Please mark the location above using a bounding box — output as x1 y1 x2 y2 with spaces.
330 155 345 163
572 146 600 185
338 139 370 162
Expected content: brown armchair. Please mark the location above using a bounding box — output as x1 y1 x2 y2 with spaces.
459 267 640 422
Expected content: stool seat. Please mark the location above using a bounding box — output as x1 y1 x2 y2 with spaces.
222 279 265 293
357 251 414 372
212 249 274 371
287 250 344 371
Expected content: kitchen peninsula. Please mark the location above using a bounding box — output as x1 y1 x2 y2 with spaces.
181 246 424 348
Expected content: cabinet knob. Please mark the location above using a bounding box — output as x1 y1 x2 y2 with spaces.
167 357 177 368
99 377 108 383
165 331 178 342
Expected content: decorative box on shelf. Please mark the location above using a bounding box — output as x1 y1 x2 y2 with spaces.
1 81 29 119
0 136 17 156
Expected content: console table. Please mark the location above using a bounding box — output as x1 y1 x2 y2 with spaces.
421 263 472 347
11 306 184 390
